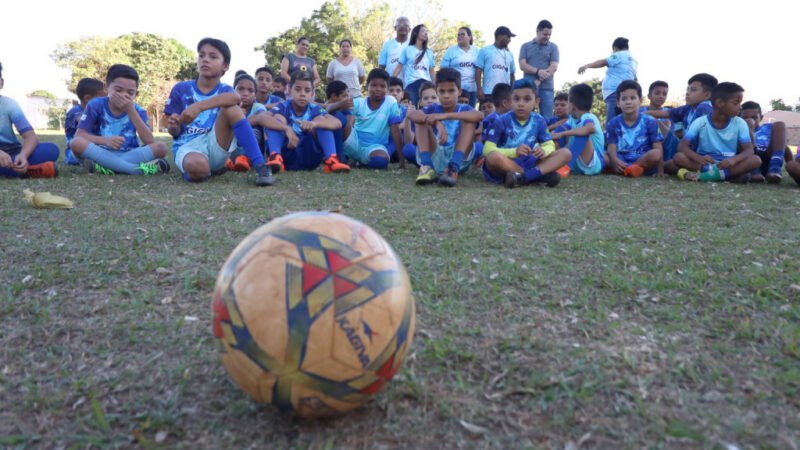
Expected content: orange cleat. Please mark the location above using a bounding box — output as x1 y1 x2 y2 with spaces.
323 155 350 173
225 158 236 171
623 164 644 178
26 161 58 178
556 165 571 178
233 155 251 172
267 152 285 172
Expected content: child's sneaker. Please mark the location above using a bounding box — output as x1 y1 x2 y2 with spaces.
254 163 275 186
138 159 170 175
439 165 458 187
323 155 350 173
536 171 561 187
766 172 782 184
504 171 525 188
225 158 235 171
233 155 251 172
623 164 644 178
556 165 570 178
677 168 699 181
267 152 284 172
83 159 114 174
26 161 58 178
415 165 437 185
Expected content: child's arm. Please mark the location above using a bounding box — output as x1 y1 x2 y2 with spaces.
178 92 241 125
577 59 608 74
551 121 596 140
74 128 125 150
677 138 714 165
308 113 342 131
424 110 484 124
547 117 568 131
392 63 404 78
263 112 300 148
324 98 354 114
719 142 755 169
403 114 415 145
390 123 405 169
407 109 429 124
606 143 626 173
643 109 670 119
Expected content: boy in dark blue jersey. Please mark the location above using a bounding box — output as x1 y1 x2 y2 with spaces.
272 77 287 100
324 80 354 163
164 38 273 185
640 81 678 171
605 80 663 177
71 64 170 175
740 101 788 183
64 78 104 165
408 68 484 187
255 66 282 108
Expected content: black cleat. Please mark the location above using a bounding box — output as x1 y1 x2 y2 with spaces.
504 171 525 189
254 163 275 186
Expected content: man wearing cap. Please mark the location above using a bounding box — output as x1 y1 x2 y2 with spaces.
475 26 517 102
519 20 559 118
378 16 411 83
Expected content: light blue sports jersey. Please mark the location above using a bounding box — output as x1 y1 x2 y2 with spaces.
78 97 149 151
164 80 234 152
352 96 403 147
476 45 515 95
753 123 773 154
422 103 478 147
485 110 551 148
440 45 480 92
567 112 605 158
399 46 435 87
378 38 409 83
270 100 327 135
602 50 638 99
684 115 751 159
0 95 33 146
606 113 663 156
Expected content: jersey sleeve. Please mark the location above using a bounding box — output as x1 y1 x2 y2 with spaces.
535 116 552 144
440 48 453 68
270 102 288 118
398 47 409 65
683 116 703 143
605 118 620 145
77 100 102 134
164 84 184 115
378 42 389 66
6 99 33 135
668 105 687 124
388 101 403 126
475 47 487 70
606 54 618 68
427 50 435 68
736 118 751 144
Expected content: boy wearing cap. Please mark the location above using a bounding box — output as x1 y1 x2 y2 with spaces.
476 26 516 103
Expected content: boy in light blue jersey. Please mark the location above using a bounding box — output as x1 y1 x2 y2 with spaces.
578 37 637 125
165 38 272 185
675 82 760 183
482 79 570 188
64 78 104 165
378 17 410 84
551 83 606 175
475 27 516 103
605 81 663 178
740 101 788 183
440 27 480 107
344 68 404 169
72 64 170 176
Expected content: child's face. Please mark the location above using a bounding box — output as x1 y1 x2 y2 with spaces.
236 79 256 108
290 80 314 107
458 95 469 105
256 71 273 95
480 102 495 116
388 85 404 103
273 81 285 94
648 86 668 108
368 78 388 101
419 88 438 108
553 99 568 118
511 87 537 119
400 98 411 108
197 44 229 79
107 77 138 102
685 81 710 106
617 88 641 115
435 81 459 108
715 92 743 118
740 108 761 128
329 89 350 104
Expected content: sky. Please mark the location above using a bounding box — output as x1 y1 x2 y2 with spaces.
2 0 798 111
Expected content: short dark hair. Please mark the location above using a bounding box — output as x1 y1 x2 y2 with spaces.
648 80 668 94
435 68 461 87
297 36 309 45
234 69 247 78
274 76 287 86
513 78 538 97
367 68 390 85
197 38 231 65
106 64 139 86
326 80 348 98
616 80 641 100
537 20 553 31
741 101 762 116
255 66 274 78
612 37 629 50
569 83 594 111
711 82 744 105
491 83 513 105
480 99 494 108
289 70 313 87
688 73 718 92
233 72 256 89
76 78 104 100
339 39 351 47
388 77 403 89
419 81 436 96
554 92 569 102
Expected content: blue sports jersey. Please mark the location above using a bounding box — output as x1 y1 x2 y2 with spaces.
684 115 751 159
164 80 234 152
440 45 480 92
481 111 500 141
64 104 83 147
378 38 409 83
351 96 403 147
753 123 773 154
485 110 552 148
262 94 282 107
668 101 712 129
602 50 637 99
422 103 478 147
0 95 33 146
606 113 663 156
476 45 515 95
78 97 149 151
567 112 605 158
399 46 435 87
270 100 327 135
639 106 675 136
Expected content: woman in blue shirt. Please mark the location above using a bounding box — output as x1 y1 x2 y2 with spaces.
440 27 480 107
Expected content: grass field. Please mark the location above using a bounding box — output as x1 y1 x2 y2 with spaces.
2 132 799 448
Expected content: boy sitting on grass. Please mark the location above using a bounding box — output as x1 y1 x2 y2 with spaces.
65 77 104 165
323 80 354 163
605 80 663 177
550 83 606 175
739 101 788 183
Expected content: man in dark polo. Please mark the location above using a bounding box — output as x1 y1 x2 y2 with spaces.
519 20 559 119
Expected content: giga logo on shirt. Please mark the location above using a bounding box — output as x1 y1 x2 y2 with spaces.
186 125 211 135
491 64 509 71
458 61 475 68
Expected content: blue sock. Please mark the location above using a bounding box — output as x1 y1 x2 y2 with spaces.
721 168 730 180
232 119 265 166
183 173 207 183
82 143 143 174
473 142 483 160
567 135 589 166
402 144 418 165
450 150 465 168
367 155 389 169
316 129 336 159
266 129 284 155
769 150 785 173
419 151 433 167
701 164 714 173
523 166 543 183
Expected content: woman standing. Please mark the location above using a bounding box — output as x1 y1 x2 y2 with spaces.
281 37 322 88
393 24 435 108
440 27 479 107
325 39 366 99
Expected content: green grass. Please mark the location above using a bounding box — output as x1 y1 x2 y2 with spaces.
1 132 799 448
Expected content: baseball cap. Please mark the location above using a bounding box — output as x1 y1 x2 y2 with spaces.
495 26 516 38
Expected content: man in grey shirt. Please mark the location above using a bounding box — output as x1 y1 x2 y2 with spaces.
519 20 559 119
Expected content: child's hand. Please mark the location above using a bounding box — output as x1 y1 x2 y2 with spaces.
344 98 354 109
298 120 317 132
285 129 300 149
12 154 28 174
109 91 134 113
701 155 716 165
436 122 448 145
550 131 562 140
577 65 587 75
717 159 732 170
516 144 532 157
0 150 12 168
744 118 756 131
612 157 627 173
180 104 202 125
106 136 125 150
658 120 671 135
424 114 444 124
532 146 545 158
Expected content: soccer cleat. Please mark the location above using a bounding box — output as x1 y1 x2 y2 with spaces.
226 158 236 171
138 158 170 175
556 165 571 178
677 168 699 181
766 172 782 184
26 161 58 178
415 165 437 185
623 164 644 178
233 155 251 172
267 152 285 172
439 166 458 187
504 171 525 189
254 163 275 186
729 173 750 184
536 171 562 187
83 159 114 174
323 155 350 173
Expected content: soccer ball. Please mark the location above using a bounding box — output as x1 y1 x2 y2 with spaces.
212 212 416 417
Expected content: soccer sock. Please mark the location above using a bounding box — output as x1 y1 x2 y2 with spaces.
232 119 265 166
419 151 433 167
523 166 543 183
698 165 721 181
183 173 207 183
266 129 284 156
316 129 336 159
450 150 465 168
82 143 142 174
769 150 785 173
367 155 389 169
720 168 730 180
567 135 590 166
402 144 417 164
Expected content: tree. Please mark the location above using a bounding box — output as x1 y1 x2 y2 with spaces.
39 100 71 130
560 78 606 125
769 98 793 112
30 90 57 98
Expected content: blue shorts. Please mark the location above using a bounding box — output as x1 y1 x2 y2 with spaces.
573 149 603 175
175 125 236 174
697 152 732 163
618 151 646 165
481 154 538 183
343 130 390 165
417 143 475 175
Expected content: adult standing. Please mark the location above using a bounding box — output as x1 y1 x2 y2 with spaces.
326 39 366 98
440 27 480 107
519 20 559 118
476 26 516 102
280 37 321 87
393 24 435 108
378 17 410 83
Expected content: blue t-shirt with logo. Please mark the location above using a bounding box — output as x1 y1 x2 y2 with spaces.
0 96 33 146
399 46 435 87
668 101 712 130
421 103 478 147
606 113 663 156
476 45 515 95
78 97 150 151
684 115 751 159
378 39 409 83
485 110 552 149
270 100 327 135
351 96 403 147
440 45 480 92
753 123 773 154
164 80 234 152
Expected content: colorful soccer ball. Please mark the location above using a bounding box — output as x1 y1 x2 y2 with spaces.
212 212 416 417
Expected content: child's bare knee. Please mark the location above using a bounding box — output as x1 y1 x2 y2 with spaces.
182 154 209 179
151 142 168 158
